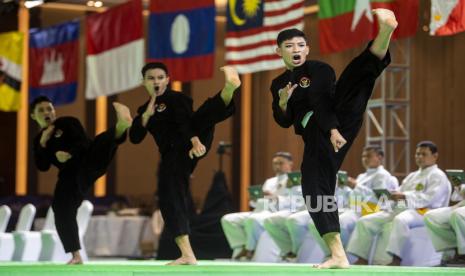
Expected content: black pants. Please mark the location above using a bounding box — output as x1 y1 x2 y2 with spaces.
301 46 391 236
158 92 234 237
52 128 125 253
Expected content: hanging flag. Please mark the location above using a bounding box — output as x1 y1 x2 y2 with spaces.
85 0 144 99
29 21 79 106
0 31 23 112
226 0 305 74
147 0 215 81
318 0 419 54
430 0 465 36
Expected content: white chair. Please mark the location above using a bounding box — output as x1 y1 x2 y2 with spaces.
252 231 281 262
296 232 326 264
40 200 93 262
400 227 443 266
0 205 14 261
369 226 443 266
12 204 41 261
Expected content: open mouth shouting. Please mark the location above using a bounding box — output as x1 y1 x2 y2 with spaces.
292 54 302 65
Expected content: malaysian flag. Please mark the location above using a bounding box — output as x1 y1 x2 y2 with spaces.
225 0 304 74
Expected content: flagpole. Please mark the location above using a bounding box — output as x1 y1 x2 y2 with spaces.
240 73 252 212
92 5 110 197
16 2 29 195
94 96 107 196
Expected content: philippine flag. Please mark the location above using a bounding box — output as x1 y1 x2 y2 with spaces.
29 21 79 105
147 0 215 82
85 0 144 99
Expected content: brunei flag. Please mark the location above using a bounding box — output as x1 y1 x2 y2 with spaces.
318 0 419 54
0 32 23 112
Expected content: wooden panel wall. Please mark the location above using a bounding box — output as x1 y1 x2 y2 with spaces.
3 2 464 209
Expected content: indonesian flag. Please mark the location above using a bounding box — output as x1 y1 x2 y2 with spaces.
430 0 465 36
85 0 144 99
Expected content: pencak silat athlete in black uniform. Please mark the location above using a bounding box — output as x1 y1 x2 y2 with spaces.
30 96 132 265
129 63 240 265
269 9 398 269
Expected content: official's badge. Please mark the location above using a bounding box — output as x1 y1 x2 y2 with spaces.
299 77 311 88
415 183 425 191
54 129 63 138
156 103 167 112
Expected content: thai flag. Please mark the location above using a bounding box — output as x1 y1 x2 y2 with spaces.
29 21 79 105
85 0 144 99
147 0 215 82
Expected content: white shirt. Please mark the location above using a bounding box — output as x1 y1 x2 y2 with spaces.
351 165 398 203
400 164 451 209
262 174 288 195
450 184 465 202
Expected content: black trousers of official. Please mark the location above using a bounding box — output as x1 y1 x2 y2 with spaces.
301 45 391 236
158 92 234 238
52 128 125 253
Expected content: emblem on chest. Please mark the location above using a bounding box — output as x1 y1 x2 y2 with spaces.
54 129 63 138
415 183 425 191
156 103 167 112
299 77 311 88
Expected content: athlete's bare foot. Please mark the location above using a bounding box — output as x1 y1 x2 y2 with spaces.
370 9 398 59
220 66 241 106
66 251 83 265
221 66 241 90
314 256 350 269
113 102 132 138
166 255 198 265
314 232 350 269
373 9 398 30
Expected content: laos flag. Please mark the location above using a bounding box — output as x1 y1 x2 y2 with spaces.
148 0 215 82
29 21 79 105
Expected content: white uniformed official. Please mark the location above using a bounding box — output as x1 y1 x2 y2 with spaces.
264 181 351 261
424 180 465 265
308 146 398 257
221 152 293 260
347 141 451 265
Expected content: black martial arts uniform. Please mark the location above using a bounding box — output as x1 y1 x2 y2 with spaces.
270 44 390 236
129 89 234 237
33 116 125 252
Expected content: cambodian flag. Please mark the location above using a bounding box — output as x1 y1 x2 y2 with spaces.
29 21 79 105
147 0 215 82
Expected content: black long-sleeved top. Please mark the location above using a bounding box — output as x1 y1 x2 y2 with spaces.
129 89 197 154
33 116 91 176
270 60 339 135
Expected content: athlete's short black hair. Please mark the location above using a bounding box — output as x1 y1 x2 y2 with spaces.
276 28 307 47
30 96 52 113
141 62 169 78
